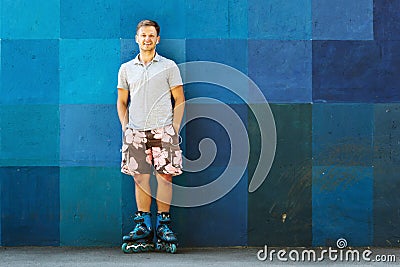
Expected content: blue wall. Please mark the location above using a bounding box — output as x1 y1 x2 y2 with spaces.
1 0 399 247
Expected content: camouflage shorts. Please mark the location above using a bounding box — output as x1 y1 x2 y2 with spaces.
121 124 183 176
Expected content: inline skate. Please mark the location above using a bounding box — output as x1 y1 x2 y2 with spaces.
121 211 154 253
155 212 178 254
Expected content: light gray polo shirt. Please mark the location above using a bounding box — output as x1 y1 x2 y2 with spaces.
117 53 183 130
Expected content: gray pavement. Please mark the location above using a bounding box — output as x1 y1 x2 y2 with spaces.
0 247 399 266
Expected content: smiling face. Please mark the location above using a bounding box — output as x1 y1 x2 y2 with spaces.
136 26 160 52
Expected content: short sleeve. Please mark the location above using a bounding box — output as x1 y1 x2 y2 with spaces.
168 62 183 88
117 64 129 90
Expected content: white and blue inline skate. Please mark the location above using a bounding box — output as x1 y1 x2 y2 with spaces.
121 211 154 253
155 212 178 254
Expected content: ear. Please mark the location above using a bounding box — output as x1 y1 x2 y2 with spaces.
135 35 139 44
156 36 160 44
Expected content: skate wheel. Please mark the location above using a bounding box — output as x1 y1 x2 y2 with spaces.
132 246 140 253
121 243 131 253
170 244 177 254
156 243 163 250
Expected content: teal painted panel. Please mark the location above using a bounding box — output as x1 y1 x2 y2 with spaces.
1 40 59 104
120 0 185 39
248 104 312 246
312 0 373 40
248 0 312 40
0 105 59 166
185 0 248 38
2 0 60 39
60 167 122 246
313 166 373 247
61 0 120 38
60 39 120 104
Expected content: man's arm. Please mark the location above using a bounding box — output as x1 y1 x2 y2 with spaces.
170 85 185 134
117 88 129 132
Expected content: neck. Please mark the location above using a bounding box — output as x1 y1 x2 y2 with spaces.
139 50 156 65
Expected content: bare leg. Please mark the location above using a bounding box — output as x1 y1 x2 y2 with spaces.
155 173 173 212
134 174 152 212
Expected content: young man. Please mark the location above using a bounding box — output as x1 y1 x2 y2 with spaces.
117 20 185 253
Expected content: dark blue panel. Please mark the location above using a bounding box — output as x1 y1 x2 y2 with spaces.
0 167 60 246
173 167 248 246
120 39 185 65
248 104 312 246
248 0 311 40
185 0 247 38
1 40 59 104
0 105 59 166
374 0 400 40
313 41 400 103
59 104 121 167
248 40 312 103
312 104 373 166
184 103 248 168
61 0 120 38
1 0 59 39
373 104 400 246
312 0 373 40
313 166 373 246
60 167 121 246
59 39 120 104
120 0 185 39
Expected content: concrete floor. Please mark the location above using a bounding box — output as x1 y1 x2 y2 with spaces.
0 247 398 267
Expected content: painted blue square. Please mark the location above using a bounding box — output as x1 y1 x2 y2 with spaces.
0 167 60 246
61 0 120 38
0 105 59 166
185 0 248 38
60 167 121 246
312 104 373 166
121 39 185 65
184 103 248 168
60 39 120 104
1 0 59 39
312 0 373 40
248 0 312 40
248 40 312 103
173 167 248 246
120 0 185 39
312 166 373 246
313 41 400 103
59 104 121 167
374 0 400 40
1 40 59 104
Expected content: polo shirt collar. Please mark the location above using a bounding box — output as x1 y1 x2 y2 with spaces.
133 52 161 65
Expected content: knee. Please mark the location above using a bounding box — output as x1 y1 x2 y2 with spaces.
157 173 173 184
134 174 150 185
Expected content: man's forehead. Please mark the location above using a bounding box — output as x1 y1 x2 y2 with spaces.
137 26 157 34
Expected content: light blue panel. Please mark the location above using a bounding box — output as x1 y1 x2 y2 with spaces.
173 167 248 246
312 0 373 40
248 40 312 103
120 0 185 39
60 39 120 104
0 105 59 166
185 0 247 38
312 104 373 166
1 40 59 104
0 167 60 246
313 166 373 246
60 167 121 246
2 0 59 39
59 104 121 167
120 39 185 65
248 0 311 40
61 0 120 38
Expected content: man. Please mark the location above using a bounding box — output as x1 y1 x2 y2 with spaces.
117 20 185 253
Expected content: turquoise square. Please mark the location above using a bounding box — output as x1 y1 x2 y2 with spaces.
0 105 59 166
60 39 120 104
248 0 312 40
2 0 59 39
60 167 122 246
